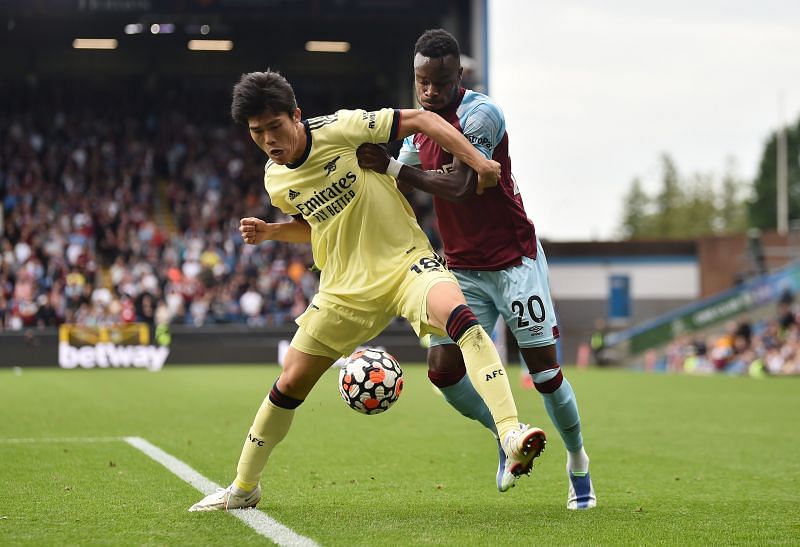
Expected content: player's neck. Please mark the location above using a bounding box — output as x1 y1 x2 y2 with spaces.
288 120 307 164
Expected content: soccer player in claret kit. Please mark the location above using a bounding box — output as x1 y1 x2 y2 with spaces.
356 28 596 509
188 70 547 511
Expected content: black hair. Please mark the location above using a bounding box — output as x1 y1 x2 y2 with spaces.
231 71 297 125
414 28 460 59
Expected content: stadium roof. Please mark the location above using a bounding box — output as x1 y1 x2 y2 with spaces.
1 1 473 82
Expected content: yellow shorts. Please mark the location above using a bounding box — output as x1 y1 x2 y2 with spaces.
290 328 342 360
292 250 458 358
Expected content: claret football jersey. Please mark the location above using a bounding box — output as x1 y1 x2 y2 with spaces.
265 108 434 300
398 87 537 270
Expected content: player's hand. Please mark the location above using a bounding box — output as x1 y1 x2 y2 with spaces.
476 159 501 195
239 217 270 245
356 143 391 174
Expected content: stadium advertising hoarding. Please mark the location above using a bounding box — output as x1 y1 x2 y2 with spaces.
608 259 800 354
58 323 169 372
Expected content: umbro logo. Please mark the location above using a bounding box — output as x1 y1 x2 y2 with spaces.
288 189 300 200
323 155 340 176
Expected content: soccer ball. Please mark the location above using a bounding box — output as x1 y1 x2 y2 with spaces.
338 348 404 415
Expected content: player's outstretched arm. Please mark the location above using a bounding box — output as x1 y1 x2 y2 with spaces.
396 109 500 192
239 216 311 244
357 143 476 202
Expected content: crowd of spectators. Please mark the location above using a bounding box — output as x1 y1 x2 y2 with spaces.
660 291 800 376
0 78 440 332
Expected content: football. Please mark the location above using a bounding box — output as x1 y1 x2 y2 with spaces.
338 348 404 414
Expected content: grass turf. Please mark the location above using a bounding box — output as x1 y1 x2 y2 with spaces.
1 365 798 545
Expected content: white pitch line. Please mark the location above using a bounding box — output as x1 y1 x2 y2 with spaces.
1 436 319 545
0 436 123 444
123 436 318 547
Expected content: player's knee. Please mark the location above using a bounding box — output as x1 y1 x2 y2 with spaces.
521 344 559 374
274 369 313 401
428 344 464 372
426 282 467 330
269 380 305 409
427 344 466 387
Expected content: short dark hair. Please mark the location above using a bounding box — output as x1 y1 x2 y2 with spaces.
414 28 460 59
231 71 297 125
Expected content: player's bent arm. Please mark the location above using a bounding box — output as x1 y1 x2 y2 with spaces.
397 158 477 202
356 143 475 202
396 179 414 194
239 216 311 244
396 109 500 189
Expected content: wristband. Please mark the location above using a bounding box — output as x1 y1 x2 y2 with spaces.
386 157 403 178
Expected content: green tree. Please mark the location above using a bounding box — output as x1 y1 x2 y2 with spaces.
620 177 651 238
678 173 717 237
749 118 800 230
653 154 684 236
619 153 751 240
718 158 749 233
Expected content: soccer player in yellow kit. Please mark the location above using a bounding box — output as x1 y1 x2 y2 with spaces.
189 70 546 511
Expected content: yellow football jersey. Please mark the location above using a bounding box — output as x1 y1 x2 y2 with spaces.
265 108 434 300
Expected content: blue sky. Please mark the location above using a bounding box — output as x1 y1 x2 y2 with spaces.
489 0 800 240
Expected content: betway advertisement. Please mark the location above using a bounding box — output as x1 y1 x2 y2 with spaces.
58 323 168 372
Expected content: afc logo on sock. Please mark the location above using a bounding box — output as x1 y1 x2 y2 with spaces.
484 369 505 381
248 433 264 447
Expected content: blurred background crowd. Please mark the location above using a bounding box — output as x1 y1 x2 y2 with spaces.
0 79 440 332
660 291 800 376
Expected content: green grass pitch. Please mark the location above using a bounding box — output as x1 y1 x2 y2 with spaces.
1 364 798 545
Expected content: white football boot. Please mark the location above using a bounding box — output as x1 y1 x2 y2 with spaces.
495 439 507 491
567 468 596 510
498 424 547 492
188 484 261 512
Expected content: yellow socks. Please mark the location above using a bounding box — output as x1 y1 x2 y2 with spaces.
234 397 296 491
446 305 519 441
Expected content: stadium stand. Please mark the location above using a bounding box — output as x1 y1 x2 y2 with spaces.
0 79 440 332
660 290 799 376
